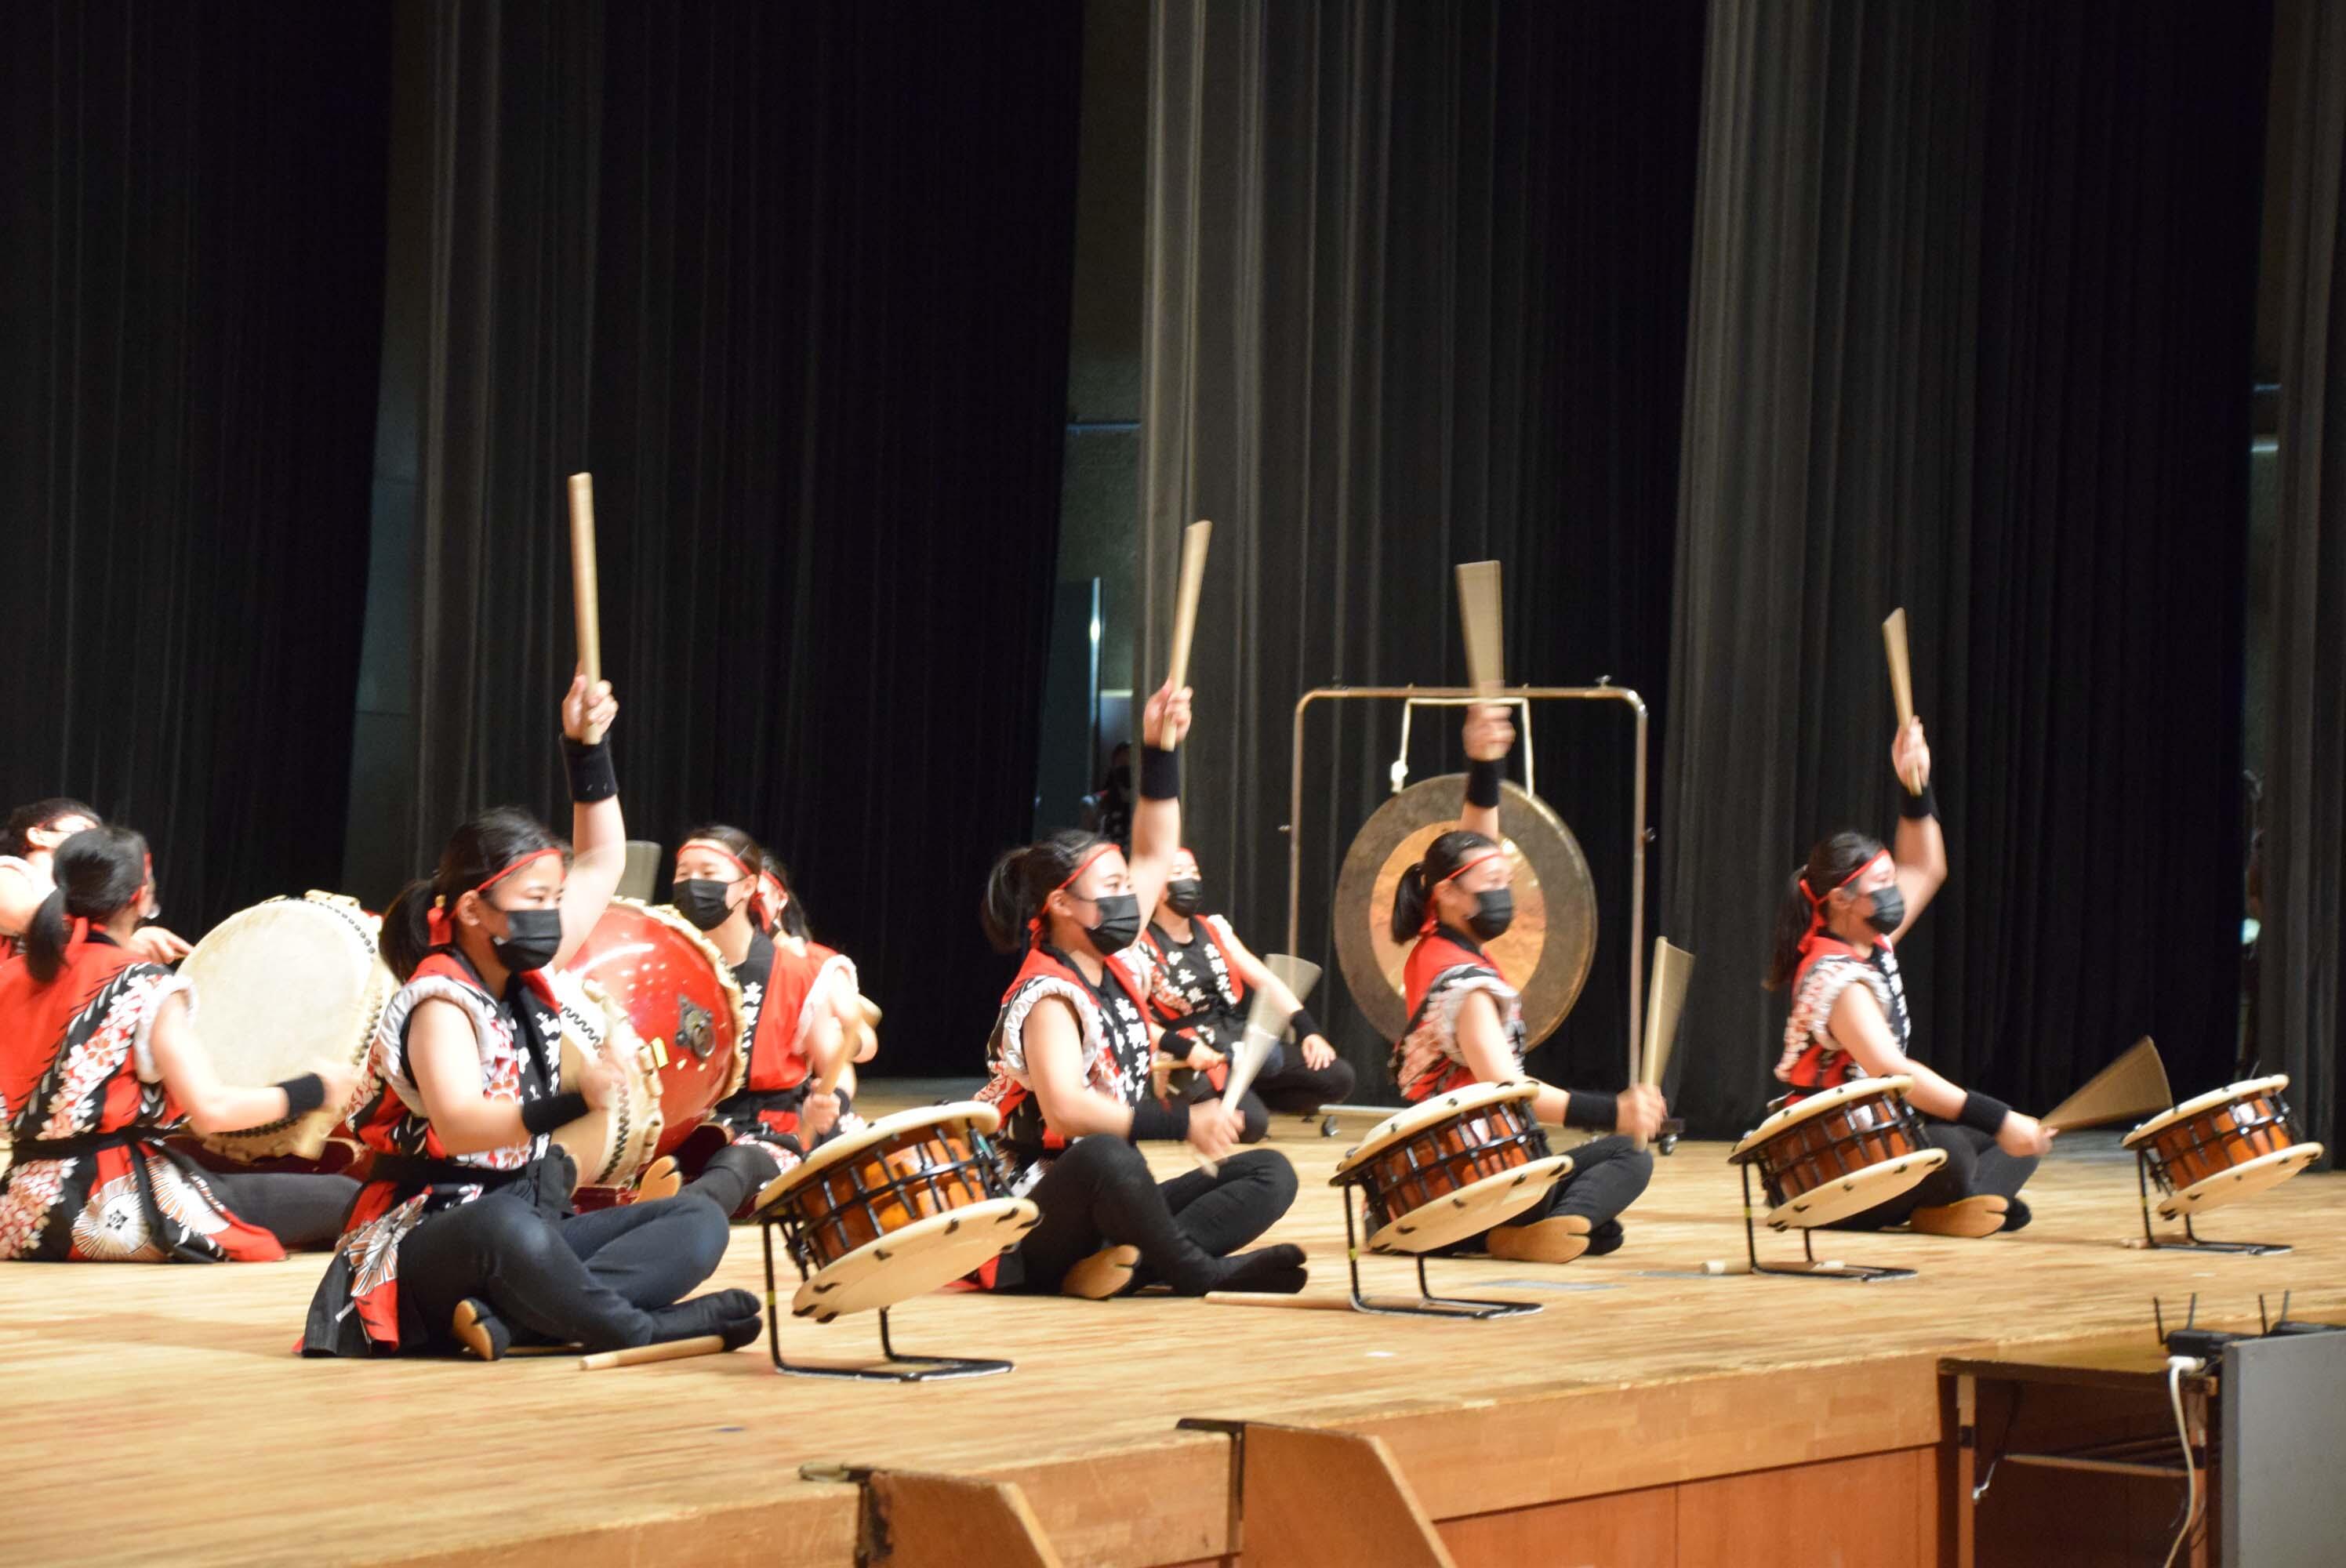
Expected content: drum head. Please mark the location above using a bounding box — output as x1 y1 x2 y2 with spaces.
2123 1076 2293 1149
1331 1080 1542 1180
550 975 664 1189
1332 779 1597 1049
792 1197 1040 1319
180 893 390 1160
769 1102 1003 1195
2157 1142 2322 1220
1362 1152 1573 1254
1729 1076 1917 1160
1763 1148 1945 1231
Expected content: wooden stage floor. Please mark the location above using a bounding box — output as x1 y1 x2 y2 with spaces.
5 1099 2341 1566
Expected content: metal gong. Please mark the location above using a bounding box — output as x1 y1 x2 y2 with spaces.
1331 777 1597 1050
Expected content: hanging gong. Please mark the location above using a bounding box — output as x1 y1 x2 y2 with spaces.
1331 777 1597 1050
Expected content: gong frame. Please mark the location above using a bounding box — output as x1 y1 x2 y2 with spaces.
1287 685 1648 1087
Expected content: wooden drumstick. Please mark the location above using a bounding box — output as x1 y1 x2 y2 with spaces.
1455 560 1505 696
578 1334 730 1370
1634 938 1693 1153
1881 608 1919 795
568 472 603 684
1166 519 1213 694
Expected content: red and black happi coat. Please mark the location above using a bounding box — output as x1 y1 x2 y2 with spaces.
301 948 569 1356
976 942 1157 1190
703 931 861 1170
1140 914 1249 1047
1389 926 1529 1104
1774 934 1912 1100
0 935 284 1262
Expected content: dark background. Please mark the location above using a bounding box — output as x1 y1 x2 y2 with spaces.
4 0 2337 1148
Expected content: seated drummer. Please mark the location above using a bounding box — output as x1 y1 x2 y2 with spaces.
665 826 855 1190
300 673 772 1360
1387 704 1663 1265
973 679 1307 1300
0 825 361 1261
1764 717 2052 1236
1 798 192 965
757 858 879 1105
1138 848 1356 1140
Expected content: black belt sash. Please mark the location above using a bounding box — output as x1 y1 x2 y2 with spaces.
8 1125 158 1162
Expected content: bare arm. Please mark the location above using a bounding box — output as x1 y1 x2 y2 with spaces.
1827 983 1963 1118
1217 924 1304 1022
406 997 612 1154
554 673 625 970
1887 718 1945 940
147 993 354 1136
1124 681 1192 923
1458 704 1513 842
1024 996 1143 1141
1455 989 1664 1137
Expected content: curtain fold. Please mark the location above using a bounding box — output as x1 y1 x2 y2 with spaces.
1142 0 1709 1087
0 1 391 930
2261 0 2346 1150
1664 0 2268 1136
397 1 1084 1073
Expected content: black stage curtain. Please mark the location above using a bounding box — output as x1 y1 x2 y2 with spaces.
0 3 390 931
397 2 1084 1073
1664 0 2268 1137
1142 0 1708 1088
2263 0 2346 1152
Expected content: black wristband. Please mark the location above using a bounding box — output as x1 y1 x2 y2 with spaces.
1465 757 1503 809
1128 1098 1193 1143
1956 1091 2010 1137
1564 1089 1618 1132
521 1090 592 1137
275 1073 327 1118
1138 745 1181 802
1898 782 1940 820
563 738 618 803
1287 1007 1322 1043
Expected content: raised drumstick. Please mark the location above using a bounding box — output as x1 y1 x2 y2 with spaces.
1166 519 1213 693
1455 560 1505 696
1881 608 1919 795
568 472 603 684
1634 938 1693 1152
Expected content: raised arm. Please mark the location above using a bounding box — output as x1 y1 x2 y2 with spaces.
1459 703 1514 842
1124 680 1192 923
1887 718 1945 941
555 670 624 970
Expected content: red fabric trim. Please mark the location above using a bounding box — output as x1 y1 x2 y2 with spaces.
1027 843 1117 941
425 847 565 946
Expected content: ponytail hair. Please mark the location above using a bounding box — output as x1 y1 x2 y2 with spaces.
382 807 565 981
980 829 1106 954
5 797 102 858
26 824 148 982
1388 829 1498 942
1762 829 1885 990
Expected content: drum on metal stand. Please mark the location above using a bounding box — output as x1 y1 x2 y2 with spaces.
1726 1076 1945 1281
546 973 665 1198
1327 1081 1571 1318
750 1102 1037 1381
2121 1076 2322 1255
176 892 392 1165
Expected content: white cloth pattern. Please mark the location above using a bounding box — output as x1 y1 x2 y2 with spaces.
1775 945 1905 1085
371 975 550 1171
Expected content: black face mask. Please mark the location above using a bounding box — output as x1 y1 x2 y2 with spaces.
1467 887 1515 942
1081 892 1142 956
1105 765 1131 794
1164 878 1204 917
672 878 736 932
1862 884 1905 935
489 906 565 973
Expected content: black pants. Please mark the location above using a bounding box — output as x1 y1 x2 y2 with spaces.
1444 1134 1654 1254
202 1169 360 1250
1000 1137 1297 1294
395 1157 756 1352
1832 1125 2039 1231
1178 1049 1359 1142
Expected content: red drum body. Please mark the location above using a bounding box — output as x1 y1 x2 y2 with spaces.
561 898 747 1159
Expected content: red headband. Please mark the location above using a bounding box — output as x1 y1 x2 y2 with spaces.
1796 849 1892 956
1030 844 1117 942
680 840 783 930
427 847 564 947
1421 848 1504 935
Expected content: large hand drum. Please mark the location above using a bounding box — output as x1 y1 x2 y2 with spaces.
547 972 665 1190
1330 1081 1572 1254
757 1103 1038 1321
177 892 391 1160
1728 1076 1945 1230
2123 1076 2323 1221
560 898 746 1159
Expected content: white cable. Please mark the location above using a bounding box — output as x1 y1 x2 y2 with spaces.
2161 1356 2204 1568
